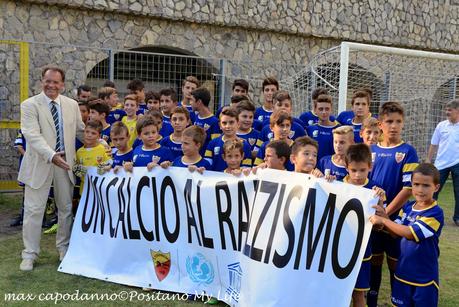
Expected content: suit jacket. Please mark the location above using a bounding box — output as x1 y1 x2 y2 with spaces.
18 92 85 189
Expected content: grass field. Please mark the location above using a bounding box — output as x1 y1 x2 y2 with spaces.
0 183 458 306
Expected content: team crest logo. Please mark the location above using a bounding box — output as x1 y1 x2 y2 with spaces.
268 132 274 140
395 152 405 163
248 138 256 146
308 120 314 126
186 253 214 285
214 146 221 155
371 152 376 163
102 135 109 141
152 155 161 163
204 123 210 131
312 130 319 137
289 130 294 138
114 114 120 120
150 250 171 282
258 115 264 121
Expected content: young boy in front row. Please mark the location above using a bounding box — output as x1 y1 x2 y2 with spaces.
370 163 443 307
290 136 323 177
318 125 354 181
161 126 210 174
205 108 252 172
264 140 291 171
110 122 133 173
222 139 245 175
367 101 419 307
124 117 172 172
75 121 112 195
343 143 385 307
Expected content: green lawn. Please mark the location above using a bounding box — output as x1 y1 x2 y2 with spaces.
0 183 458 306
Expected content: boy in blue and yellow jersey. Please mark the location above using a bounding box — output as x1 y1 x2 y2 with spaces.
222 139 245 175
124 117 172 171
88 100 111 145
340 90 375 143
370 163 443 307
110 122 133 173
121 94 140 148
299 87 336 128
306 94 340 161
255 110 294 171
145 90 160 112
337 88 373 126
254 77 278 126
160 106 190 161
159 88 178 138
235 100 262 159
179 76 200 122
260 90 306 142
343 143 385 307
75 121 112 194
190 87 221 151
99 87 125 125
290 136 323 177
367 101 419 307
205 108 252 172
161 126 210 173
318 125 354 181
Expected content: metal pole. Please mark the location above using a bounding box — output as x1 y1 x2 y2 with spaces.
338 42 350 113
108 49 115 81
219 58 226 108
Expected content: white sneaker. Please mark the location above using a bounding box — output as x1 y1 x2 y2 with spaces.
20 259 34 271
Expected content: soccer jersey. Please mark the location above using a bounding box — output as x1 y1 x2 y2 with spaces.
339 114 376 143
204 136 252 171
112 149 134 167
76 144 112 194
172 156 211 169
318 155 348 181
107 108 126 125
260 121 306 142
101 124 111 145
237 128 263 153
254 140 295 171
121 116 138 148
132 145 173 167
132 135 163 150
138 103 147 114
336 110 354 125
194 114 221 140
299 111 336 128
306 122 340 161
394 200 444 287
160 135 183 161
178 103 196 122
254 106 273 123
261 117 305 130
370 142 419 204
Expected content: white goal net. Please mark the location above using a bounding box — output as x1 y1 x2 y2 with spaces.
283 42 459 159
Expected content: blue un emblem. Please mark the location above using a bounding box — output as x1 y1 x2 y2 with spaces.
186 253 215 285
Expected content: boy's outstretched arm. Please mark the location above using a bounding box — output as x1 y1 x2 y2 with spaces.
370 209 414 240
385 188 412 216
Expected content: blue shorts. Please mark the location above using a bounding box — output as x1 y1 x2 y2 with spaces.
391 277 438 307
354 260 370 291
371 230 400 260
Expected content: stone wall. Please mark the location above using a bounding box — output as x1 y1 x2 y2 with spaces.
15 0 459 53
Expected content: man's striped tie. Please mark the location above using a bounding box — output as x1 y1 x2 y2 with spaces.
50 101 61 151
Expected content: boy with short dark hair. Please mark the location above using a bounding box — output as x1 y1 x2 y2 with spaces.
255 110 294 171
98 87 125 124
299 87 335 127
190 87 221 150
370 163 443 307
145 91 160 112
124 117 172 171
337 87 373 125
290 136 323 177
88 100 112 144
121 94 140 148
205 108 252 171
264 140 291 170
110 122 133 173
344 143 385 307
180 76 200 113
159 88 178 137
236 100 262 158
367 101 419 307
75 121 112 194
78 101 90 125
127 79 146 113
260 90 306 141
161 125 210 173
306 94 340 161
254 77 279 124
160 106 190 161
340 90 373 143
232 79 249 96
318 125 354 181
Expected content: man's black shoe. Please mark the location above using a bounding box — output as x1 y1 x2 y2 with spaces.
42 216 58 229
10 215 23 227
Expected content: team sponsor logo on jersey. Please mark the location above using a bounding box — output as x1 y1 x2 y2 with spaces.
312 130 319 137
152 155 161 163
371 152 376 162
214 146 220 155
150 250 171 282
258 115 264 121
395 152 405 163
204 123 210 131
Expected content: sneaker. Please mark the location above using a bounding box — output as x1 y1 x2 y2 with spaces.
42 216 57 229
44 223 58 234
20 259 34 271
10 215 23 227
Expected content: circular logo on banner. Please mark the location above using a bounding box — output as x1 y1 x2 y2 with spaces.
186 253 214 285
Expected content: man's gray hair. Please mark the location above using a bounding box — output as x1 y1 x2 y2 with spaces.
446 99 459 109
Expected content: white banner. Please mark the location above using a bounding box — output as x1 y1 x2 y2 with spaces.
59 167 377 306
